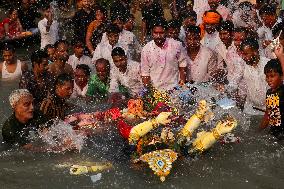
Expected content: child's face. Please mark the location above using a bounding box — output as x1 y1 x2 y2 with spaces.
73 46 84 58
167 27 179 40
74 68 89 86
261 14 277 28
3 50 14 64
265 70 283 90
95 62 109 82
112 55 127 71
56 81 74 99
107 33 119 47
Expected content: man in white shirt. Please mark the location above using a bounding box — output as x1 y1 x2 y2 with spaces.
178 11 197 43
67 40 93 72
38 6 59 49
238 38 269 115
185 26 218 83
71 64 91 98
141 18 187 91
92 24 125 69
109 47 143 98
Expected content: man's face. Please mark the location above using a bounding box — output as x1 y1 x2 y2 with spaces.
35 58 49 75
14 95 34 123
55 43 69 62
10 10 18 20
113 19 124 32
241 45 259 65
183 17 197 27
56 81 74 99
82 0 90 9
107 33 119 47
96 62 109 82
265 70 283 90
152 26 166 47
167 27 179 40
205 23 218 34
124 18 135 31
3 50 14 64
219 30 232 45
95 10 105 21
186 32 201 48
208 0 220 10
112 55 127 71
233 32 246 50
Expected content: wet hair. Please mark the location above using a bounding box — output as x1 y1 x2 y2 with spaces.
8 8 18 16
182 10 197 21
272 21 284 38
150 17 168 30
41 4 51 12
259 5 276 16
106 24 121 34
44 44 54 51
71 39 84 48
185 25 201 36
76 64 91 76
218 20 234 33
111 47 126 57
111 13 127 23
54 73 74 88
167 19 181 30
2 43 15 52
240 38 259 51
95 58 110 69
54 39 68 49
264 59 283 76
31 50 48 68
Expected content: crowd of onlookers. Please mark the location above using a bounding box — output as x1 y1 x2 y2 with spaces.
1 0 284 146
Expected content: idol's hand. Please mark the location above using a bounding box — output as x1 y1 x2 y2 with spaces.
154 112 172 125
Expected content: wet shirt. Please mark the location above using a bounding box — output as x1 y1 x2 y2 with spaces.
266 85 284 134
40 94 66 120
2 113 47 145
19 70 54 109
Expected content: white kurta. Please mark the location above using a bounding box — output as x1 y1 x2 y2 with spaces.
186 46 218 83
238 57 269 115
141 38 187 91
71 82 88 98
109 60 143 96
38 18 59 49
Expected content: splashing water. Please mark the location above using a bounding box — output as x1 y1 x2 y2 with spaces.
38 119 86 153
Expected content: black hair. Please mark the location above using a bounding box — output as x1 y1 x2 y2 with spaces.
272 21 284 38
233 27 248 33
218 20 234 33
2 43 15 52
182 10 197 21
111 14 127 23
94 5 108 16
31 50 48 68
44 44 54 51
41 4 51 12
54 73 74 88
8 8 17 16
264 59 283 76
54 39 68 49
240 38 259 51
239 1 253 10
150 17 168 30
126 14 135 21
75 64 91 76
167 19 181 30
259 5 276 16
71 39 84 47
95 58 110 69
185 25 201 36
106 24 121 34
111 47 126 57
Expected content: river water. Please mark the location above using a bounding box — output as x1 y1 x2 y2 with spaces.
0 79 284 189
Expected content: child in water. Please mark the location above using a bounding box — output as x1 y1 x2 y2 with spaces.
260 59 284 140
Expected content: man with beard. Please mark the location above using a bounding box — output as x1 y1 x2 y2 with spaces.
48 40 74 78
238 38 270 115
19 50 53 110
141 18 187 91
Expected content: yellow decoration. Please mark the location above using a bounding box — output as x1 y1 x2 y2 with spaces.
70 162 113 175
140 149 178 182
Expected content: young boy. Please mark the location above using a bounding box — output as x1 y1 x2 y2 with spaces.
109 47 143 100
71 64 91 98
260 59 284 140
67 40 93 72
167 19 182 41
0 44 28 80
38 5 59 49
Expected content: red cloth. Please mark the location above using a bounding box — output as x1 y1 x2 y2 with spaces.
2 18 21 38
152 102 172 115
117 119 132 139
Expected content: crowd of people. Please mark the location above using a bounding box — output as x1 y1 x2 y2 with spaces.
1 0 284 147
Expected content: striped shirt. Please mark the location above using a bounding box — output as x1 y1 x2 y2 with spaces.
40 94 66 120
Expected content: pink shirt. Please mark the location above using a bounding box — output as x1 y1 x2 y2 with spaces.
141 38 187 91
